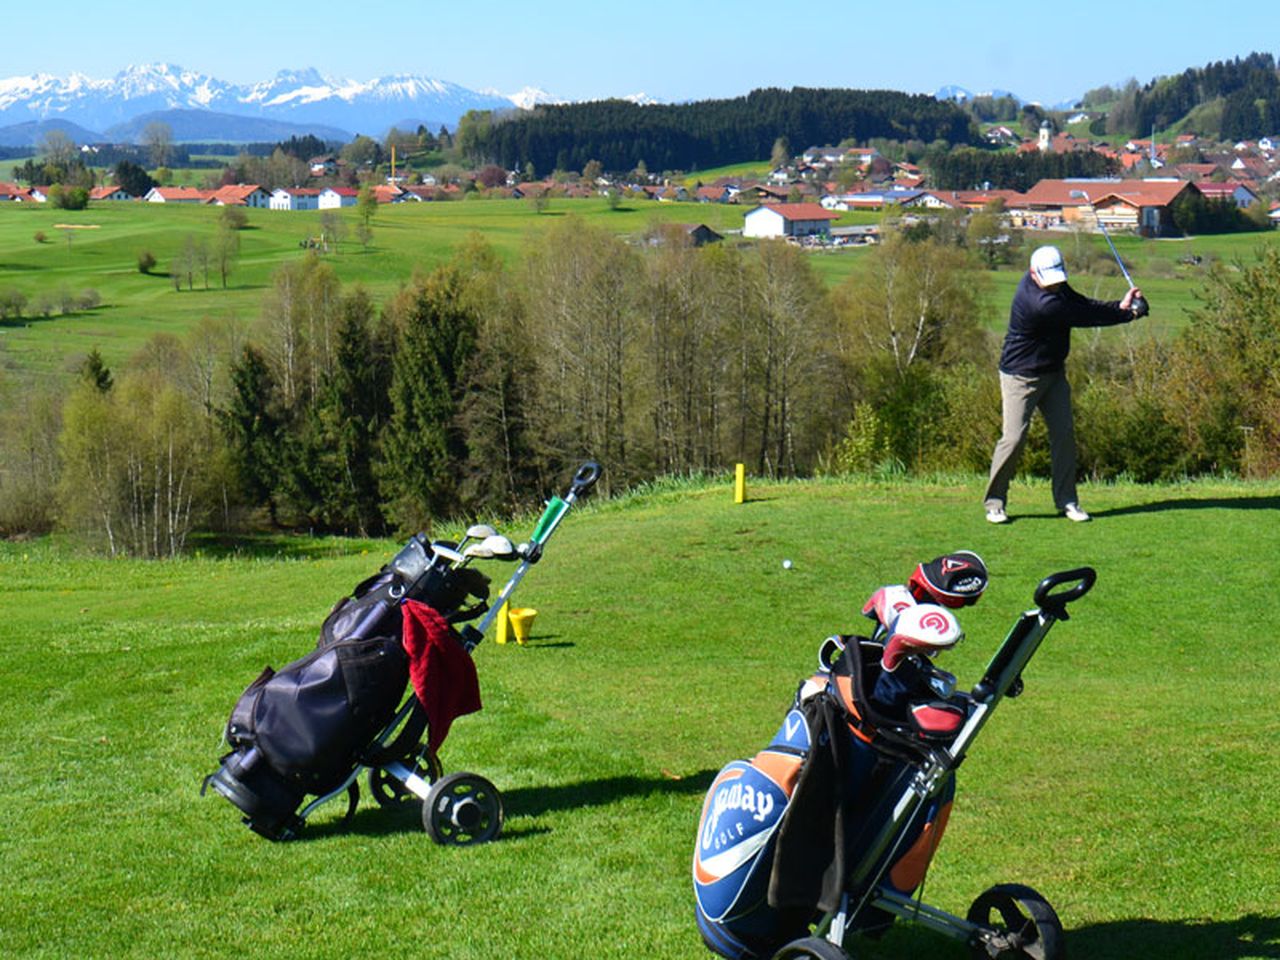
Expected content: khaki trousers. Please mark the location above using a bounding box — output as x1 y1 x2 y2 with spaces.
983 370 1078 512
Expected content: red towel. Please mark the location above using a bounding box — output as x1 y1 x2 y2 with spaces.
400 599 482 752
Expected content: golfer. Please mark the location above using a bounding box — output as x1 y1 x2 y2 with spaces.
984 245 1145 524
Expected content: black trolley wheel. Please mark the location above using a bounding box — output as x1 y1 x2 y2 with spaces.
422 772 504 846
368 747 443 807
966 883 1064 960
770 936 850 960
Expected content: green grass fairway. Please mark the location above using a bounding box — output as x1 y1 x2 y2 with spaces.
2 197 1277 390
3 475 1279 959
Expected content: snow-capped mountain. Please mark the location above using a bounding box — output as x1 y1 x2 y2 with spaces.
932 84 1027 105
499 86 565 110
0 64 531 142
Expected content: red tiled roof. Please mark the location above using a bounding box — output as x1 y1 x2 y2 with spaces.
752 202 840 221
209 183 265 203
1020 179 1123 207
1090 180 1196 209
151 186 210 201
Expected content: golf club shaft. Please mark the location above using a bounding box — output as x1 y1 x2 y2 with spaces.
467 461 601 642
1077 192 1136 287
1095 219 1135 287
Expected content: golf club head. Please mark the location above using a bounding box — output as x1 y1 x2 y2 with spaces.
463 535 518 561
465 523 498 541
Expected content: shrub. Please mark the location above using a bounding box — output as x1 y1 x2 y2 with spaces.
219 206 248 231
822 402 896 475
137 250 157 274
34 231 46 244
48 184 89 211
78 289 101 311
30 293 55 318
0 288 27 320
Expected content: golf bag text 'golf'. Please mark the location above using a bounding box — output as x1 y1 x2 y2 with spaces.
693 644 954 960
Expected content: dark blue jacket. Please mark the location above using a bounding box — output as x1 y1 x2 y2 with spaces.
999 272 1132 376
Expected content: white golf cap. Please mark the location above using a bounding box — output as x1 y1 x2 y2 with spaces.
1030 245 1068 285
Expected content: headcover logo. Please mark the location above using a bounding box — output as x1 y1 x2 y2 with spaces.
919 610 951 634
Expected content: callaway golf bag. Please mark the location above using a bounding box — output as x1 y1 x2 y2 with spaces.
204 462 600 844
695 554 1095 960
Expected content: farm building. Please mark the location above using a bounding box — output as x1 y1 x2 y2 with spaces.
743 202 839 239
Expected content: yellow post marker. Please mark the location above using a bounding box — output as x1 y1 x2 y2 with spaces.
734 463 746 504
494 600 511 644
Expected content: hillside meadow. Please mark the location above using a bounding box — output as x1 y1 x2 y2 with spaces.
2 196 1277 391
2 474 1279 959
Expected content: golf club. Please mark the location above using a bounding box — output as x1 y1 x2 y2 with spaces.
462 534 518 562
1068 189 1149 317
458 523 498 549
461 460 602 648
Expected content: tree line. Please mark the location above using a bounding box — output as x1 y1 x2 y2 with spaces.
1099 52 1280 140
925 146 1119 191
2 221 1276 553
457 87 979 174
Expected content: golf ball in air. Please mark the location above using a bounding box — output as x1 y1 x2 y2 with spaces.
782 559 793 569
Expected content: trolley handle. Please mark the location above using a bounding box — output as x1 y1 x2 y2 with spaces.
1034 567 1097 620
570 460 602 498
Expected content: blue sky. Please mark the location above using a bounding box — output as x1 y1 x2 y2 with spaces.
9 1 1278 107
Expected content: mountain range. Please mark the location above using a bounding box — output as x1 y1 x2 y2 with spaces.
0 64 558 145
0 64 1074 149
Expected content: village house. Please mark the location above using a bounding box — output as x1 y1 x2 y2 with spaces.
1072 179 1198 236
269 187 322 210
207 184 271 207
742 202 839 239
371 184 405 204
318 186 359 208
309 155 338 177
1194 181 1260 207
144 186 209 204
89 185 132 201
695 185 734 203
821 187 924 211
0 182 30 201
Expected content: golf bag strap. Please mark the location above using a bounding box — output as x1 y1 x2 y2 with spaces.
768 691 849 913
360 698 430 768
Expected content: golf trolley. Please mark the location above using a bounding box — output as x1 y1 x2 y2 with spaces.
204 462 601 846
695 564 1095 960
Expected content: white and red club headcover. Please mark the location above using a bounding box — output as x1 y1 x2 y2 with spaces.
861 584 917 629
881 603 964 673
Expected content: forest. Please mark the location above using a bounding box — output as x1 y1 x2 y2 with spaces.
1090 52 1280 140
457 87 979 174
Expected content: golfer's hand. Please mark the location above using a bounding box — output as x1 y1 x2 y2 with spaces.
1120 287 1142 311
1121 287 1148 318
